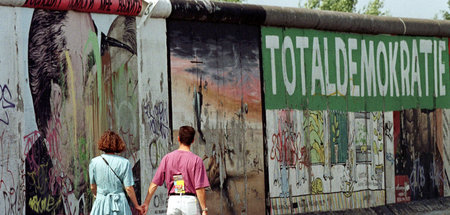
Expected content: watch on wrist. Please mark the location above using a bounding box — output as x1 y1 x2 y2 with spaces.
202 208 208 212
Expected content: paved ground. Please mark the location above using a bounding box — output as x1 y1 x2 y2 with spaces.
301 197 450 215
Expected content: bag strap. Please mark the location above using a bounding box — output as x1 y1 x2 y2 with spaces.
101 155 124 187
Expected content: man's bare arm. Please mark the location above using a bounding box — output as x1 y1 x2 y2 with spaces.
195 188 207 214
143 182 158 207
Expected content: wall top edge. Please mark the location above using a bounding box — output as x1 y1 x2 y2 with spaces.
169 0 450 37
1 0 449 37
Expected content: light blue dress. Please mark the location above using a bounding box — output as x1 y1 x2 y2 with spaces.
89 154 134 215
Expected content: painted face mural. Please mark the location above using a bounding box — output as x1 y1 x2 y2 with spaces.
25 9 139 215
100 16 141 211
26 10 97 215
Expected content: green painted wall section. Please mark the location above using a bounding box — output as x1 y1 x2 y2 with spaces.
262 27 450 111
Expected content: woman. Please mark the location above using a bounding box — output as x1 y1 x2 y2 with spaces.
89 130 144 215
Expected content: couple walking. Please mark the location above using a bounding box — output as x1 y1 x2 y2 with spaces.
89 126 209 215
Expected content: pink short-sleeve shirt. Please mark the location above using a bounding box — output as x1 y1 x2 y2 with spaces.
152 150 210 194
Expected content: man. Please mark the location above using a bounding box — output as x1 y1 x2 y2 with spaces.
142 126 210 215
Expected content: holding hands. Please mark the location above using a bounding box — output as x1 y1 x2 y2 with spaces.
136 204 148 215
135 205 145 215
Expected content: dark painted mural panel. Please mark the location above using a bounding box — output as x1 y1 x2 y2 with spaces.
168 20 266 215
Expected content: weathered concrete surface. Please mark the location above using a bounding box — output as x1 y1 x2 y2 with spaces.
302 197 450 215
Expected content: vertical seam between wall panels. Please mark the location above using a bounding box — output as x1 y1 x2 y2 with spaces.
383 109 387 205
259 25 271 215
166 19 174 146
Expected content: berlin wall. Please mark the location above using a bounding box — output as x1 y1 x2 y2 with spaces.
0 0 449 214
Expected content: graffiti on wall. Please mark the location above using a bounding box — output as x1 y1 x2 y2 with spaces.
268 109 387 214
168 20 265 215
25 10 92 214
330 111 348 164
270 111 304 167
101 15 140 166
102 15 141 209
142 96 170 214
143 100 170 141
0 81 20 215
0 84 15 125
441 109 450 196
1 108 25 215
394 109 444 202
268 110 307 199
307 111 325 164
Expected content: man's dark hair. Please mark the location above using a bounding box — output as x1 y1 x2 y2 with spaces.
179 126 195 146
28 9 68 136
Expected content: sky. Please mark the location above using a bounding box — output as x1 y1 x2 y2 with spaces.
245 0 448 20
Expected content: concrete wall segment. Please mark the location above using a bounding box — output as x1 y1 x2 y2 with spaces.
0 7 26 215
168 20 266 214
137 17 170 214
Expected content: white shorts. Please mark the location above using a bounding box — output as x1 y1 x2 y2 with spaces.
167 195 201 215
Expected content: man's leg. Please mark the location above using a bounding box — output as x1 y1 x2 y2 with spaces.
179 196 200 215
167 196 183 215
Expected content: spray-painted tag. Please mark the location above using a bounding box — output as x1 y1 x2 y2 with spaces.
173 174 185 194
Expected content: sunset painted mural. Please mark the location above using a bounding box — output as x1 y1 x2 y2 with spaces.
168 20 266 215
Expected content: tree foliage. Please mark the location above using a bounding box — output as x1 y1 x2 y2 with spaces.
304 0 388 16
304 0 357 13
362 0 387 16
435 0 450 20
443 0 450 20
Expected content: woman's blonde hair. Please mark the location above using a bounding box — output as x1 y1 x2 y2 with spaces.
97 130 126 153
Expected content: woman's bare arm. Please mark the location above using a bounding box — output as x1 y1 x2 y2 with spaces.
90 184 97 198
125 186 140 208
